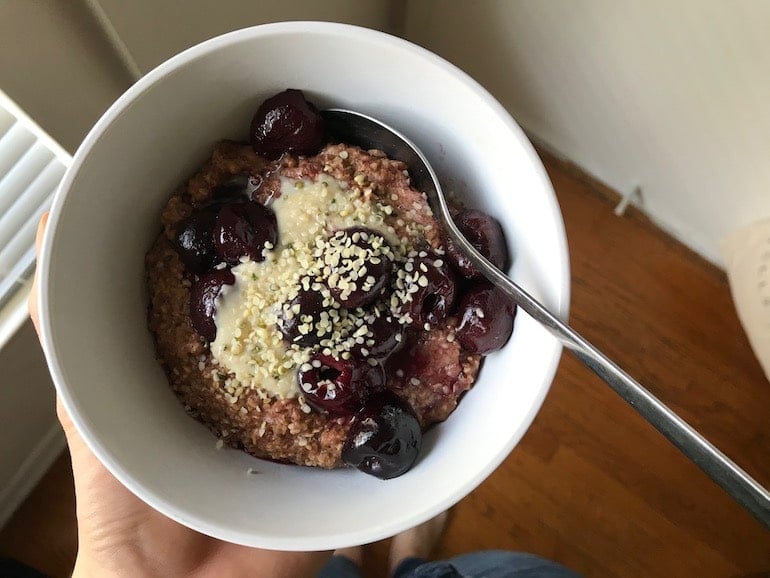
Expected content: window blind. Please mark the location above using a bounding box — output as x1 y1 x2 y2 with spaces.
0 90 71 313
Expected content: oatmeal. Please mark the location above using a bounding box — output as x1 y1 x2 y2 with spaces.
145 90 515 478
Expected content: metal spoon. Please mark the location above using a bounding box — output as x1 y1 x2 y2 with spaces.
321 108 770 529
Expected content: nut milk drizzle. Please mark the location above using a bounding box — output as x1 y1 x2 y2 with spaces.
211 176 398 399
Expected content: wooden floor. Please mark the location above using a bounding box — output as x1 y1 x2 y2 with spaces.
2 150 770 577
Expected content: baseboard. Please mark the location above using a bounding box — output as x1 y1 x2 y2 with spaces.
0 422 66 529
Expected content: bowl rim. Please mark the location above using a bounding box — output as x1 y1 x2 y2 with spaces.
37 21 570 549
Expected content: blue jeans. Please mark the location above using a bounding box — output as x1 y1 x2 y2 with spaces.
317 551 584 578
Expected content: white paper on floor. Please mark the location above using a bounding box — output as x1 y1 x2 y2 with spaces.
723 218 770 384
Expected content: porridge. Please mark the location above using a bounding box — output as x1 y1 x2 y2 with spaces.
145 90 515 478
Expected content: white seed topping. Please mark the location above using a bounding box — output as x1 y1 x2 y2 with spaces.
208 165 443 401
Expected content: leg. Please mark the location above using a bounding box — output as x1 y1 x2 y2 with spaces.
389 512 449 577
392 557 429 578
444 550 583 578
317 549 363 578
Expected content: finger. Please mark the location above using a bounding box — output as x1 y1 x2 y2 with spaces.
55 396 76 437
55 396 88 456
28 212 49 336
56 396 103 474
35 212 48 253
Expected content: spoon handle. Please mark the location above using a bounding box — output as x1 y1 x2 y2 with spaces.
416 127 770 525
458 232 770 529
320 107 770 526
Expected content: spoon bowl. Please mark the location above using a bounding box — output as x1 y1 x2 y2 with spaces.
322 108 770 529
322 109 492 277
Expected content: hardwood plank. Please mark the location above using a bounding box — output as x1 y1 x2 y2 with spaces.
2 148 769 577
0 451 77 578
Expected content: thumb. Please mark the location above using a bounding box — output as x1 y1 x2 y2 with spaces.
28 212 49 336
55 396 93 467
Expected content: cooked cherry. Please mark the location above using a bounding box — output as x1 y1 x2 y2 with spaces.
298 353 384 415
174 207 218 273
350 312 405 360
341 391 422 479
210 173 261 203
444 209 508 279
213 201 277 264
277 287 326 347
397 250 456 327
324 227 393 309
250 89 325 159
189 268 235 341
455 282 516 354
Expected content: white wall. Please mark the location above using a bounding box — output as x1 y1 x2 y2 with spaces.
405 0 770 265
96 0 402 73
0 0 399 152
0 1 132 153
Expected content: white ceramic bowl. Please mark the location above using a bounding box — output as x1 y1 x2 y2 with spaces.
38 22 569 550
